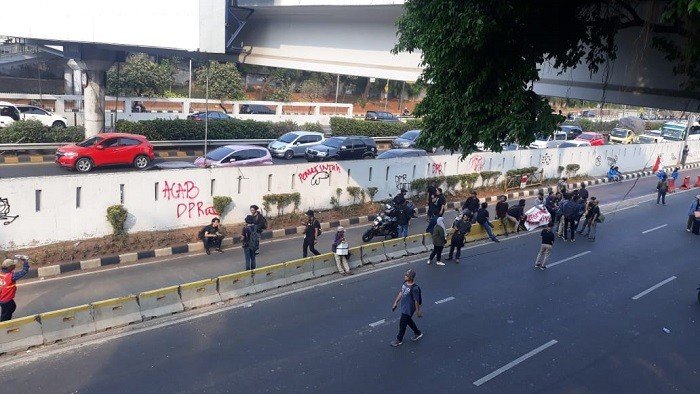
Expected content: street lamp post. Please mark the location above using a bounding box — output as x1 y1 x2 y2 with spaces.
204 64 209 164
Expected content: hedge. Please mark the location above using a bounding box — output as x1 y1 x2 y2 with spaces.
330 117 423 137
115 119 300 141
0 120 84 144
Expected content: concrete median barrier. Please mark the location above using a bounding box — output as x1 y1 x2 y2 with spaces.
465 223 487 243
40 304 96 343
423 233 434 252
312 253 338 277
0 315 43 354
91 296 142 331
138 286 184 320
284 257 315 285
252 263 287 293
347 246 363 269
218 271 254 301
404 234 427 255
179 279 222 310
383 238 407 260
361 242 388 265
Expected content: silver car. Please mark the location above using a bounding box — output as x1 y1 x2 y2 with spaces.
268 131 325 159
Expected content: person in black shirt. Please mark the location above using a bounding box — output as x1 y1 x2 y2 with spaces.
249 205 267 234
476 202 500 243
579 184 589 200
535 223 555 270
495 196 517 236
579 198 600 241
393 188 408 206
201 218 224 255
462 191 480 222
508 199 527 231
302 210 322 257
426 188 446 234
447 213 472 261
396 202 411 238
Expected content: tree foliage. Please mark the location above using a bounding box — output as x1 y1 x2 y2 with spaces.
107 53 174 96
195 61 245 109
394 0 699 155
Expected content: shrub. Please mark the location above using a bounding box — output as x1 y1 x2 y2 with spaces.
346 186 362 204
262 192 301 216
300 122 325 133
505 167 539 177
458 173 479 190
330 117 417 137
0 121 85 143
106 205 128 236
366 187 379 202
212 196 232 218
409 176 446 196
115 118 298 141
565 164 580 176
479 171 502 186
444 175 460 194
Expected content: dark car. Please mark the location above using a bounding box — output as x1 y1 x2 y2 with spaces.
187 111 230 121
365 110 399 122
560 125 583 140
376 149 427 159
305 136 377 161
240 104 275 115
391 129 421 149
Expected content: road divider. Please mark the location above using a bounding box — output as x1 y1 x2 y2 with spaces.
0 315 43 354
179 279 222 309
312 253 338 277
39 304 96 343
404 234 427 255
251 263 287 293
283 258 315 285
361 242 388 265
383 238 408 260
217 271 254 301
91 296 142 331
139 286 184 320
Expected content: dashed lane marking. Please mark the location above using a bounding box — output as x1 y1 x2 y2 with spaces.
473 339 559 386
435 296 455 305
369 319 386 328
547 251 592 268
642 224 668 234
632 276 677 300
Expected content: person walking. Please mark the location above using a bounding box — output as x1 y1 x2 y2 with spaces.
241 216 259 270
332 226 352 275
534 223 555 270
496 196 517 236
427 217 447 266
686 195 700 233
447 213 472 262
426 188 446 234
476 202 500 243
0 255 30 321
390 269 423 347
302 210 321 257
200 218 224 255
580 199 601 241
657 175 669 205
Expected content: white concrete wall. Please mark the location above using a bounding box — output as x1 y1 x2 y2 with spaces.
2 141 697 249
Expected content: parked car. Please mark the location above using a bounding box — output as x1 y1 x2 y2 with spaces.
55 133 155 173
559 140 592 148
391 129 421 149
16 105 67 127
268 131 325 159
660 121 700 142
365 110 399 122
187 111 230 121
636 130 666 144
240 104 275 115
0 101 21 128
575 132 606 146
376 148 428 159
608 128 636 144
305 136 377 161
194 145 273 168
560 125 583 140
529 131 568 149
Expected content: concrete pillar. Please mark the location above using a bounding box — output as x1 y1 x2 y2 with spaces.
83 67 108 137
232 103 240 115
275 104 283 115
64 66 74 95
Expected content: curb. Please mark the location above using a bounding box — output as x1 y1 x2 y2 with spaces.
0 151 201 164
31 162 700 278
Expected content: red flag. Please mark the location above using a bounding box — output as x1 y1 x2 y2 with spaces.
652 156 661 173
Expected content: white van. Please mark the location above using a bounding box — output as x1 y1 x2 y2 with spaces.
0 101 21 128
529 131 568 149
660 121 700 142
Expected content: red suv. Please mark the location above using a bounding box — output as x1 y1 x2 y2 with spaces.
56 133 155 173
575 132 606 146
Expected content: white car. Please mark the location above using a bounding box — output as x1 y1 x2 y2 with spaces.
16 105 68 128
529 131 568 149
0 101 21 128
558 140 592 148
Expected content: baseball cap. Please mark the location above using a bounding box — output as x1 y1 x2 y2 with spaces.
2 259 16 269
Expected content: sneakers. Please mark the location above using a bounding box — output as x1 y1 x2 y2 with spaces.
205 249 211 255
390 340 402 347
436 261 445 266
426 260 432 265
216 248 224 253
411 333 424 341
539 265 547 270
492 238 501 243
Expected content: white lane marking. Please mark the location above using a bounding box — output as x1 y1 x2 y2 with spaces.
642 224 668 234
435 296 455 305
605 204 638 214
473 340 558 387
369 319 386 328
547 251 591 268
632 276 677 300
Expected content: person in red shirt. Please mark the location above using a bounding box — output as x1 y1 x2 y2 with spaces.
0 255 30 321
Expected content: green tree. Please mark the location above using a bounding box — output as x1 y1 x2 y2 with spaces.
195 61 245 111
394 0 699 155
107 53 174 97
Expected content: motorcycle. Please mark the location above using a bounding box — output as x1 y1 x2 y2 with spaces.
362 202 399 242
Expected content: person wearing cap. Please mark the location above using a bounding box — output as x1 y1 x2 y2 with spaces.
331 226 352 275
390 269 423 347
241 215 259 270
686 195 700 233
0 255 30 321
393 188 407 206
302 210 321 258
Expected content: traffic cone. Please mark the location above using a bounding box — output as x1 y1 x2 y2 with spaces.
680 176 691 190
668 178 676 193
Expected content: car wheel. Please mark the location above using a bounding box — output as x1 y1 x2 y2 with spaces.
284 150 294 160
52 121 66 128
133 155 150 170
362 154 375 160
75 158 93 173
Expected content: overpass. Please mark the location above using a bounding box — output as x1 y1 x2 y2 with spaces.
0 0 698 135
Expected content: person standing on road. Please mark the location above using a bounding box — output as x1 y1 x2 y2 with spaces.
671 167 680 183
558 177 568 193
682 145 689 166
534 223 555 270
200 218 224 255
579 184 589 201
496 196 517 236
579 199 600 241
390 269 423 347
657 175 669 205
545 191 558 226
302 210 321 257
686 195 700 233
0 255 30 321
447 213 472 262
476 202 500 243
426 188 446 234
250 205 267 234
395 200 411 238
393 188 408 206
563 196 581 242
332 226 352 275
427 216 447 266
241 215 259 270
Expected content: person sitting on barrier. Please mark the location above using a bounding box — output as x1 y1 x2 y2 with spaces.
508 199 527 232
0 255 30 322
199 218 224 255
461 190 480 223
495 196 517 236
476 202 500 243
332 226 352 276
446 213 472 262
242 215 260 270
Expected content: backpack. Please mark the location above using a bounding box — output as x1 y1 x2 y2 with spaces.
258 215 268 231
408 283 422 306
197 226 207 240
248 225 260 251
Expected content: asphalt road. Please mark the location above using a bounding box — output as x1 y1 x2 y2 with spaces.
1 169 698 392
12 167 700 319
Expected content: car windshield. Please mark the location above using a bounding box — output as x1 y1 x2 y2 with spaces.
322 138 343 148
400 130 420 140
637 136 655 143
205 147 234 161
535 134 550 141
661 124 685 141
76 136 102 147
377 151 397 159
278 133 298 144
577 134 595 140
611 129 628 138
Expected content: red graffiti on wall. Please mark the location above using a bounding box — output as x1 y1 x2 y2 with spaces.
162 181 199 200
298 163 341 183
468 155 485 172
431 163 444 175
177 202 219 219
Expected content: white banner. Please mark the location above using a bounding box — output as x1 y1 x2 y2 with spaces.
524 205 551 231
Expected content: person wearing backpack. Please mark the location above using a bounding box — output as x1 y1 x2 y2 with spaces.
242 215 259 270
199 218 224 255
657 175 669 205
302 210 321 258
250 205 267 234
390 269 423 347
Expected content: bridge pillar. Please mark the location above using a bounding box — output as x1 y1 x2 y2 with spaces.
83 61 111 137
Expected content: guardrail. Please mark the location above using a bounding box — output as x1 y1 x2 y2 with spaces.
0 137 397 152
